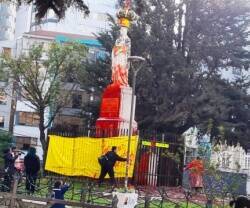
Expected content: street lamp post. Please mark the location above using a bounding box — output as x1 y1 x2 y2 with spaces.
125 56 145 190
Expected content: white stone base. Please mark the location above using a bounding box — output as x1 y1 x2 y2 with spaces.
112 191 138 208
119 87 137 131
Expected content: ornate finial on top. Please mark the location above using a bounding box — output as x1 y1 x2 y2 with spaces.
117 0 138 28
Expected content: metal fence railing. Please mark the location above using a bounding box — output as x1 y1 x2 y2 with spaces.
48 127 137 138
46 128 184 188
0 174 233 208
1 128 242 207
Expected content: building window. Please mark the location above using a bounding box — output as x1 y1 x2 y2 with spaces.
72 94 82 109
16 136 38 150
0 116 4 127
0 88 7 104
90 95 94 102
87 49 97 62
22 143 30 150
2 47 11 56
18 112 40 126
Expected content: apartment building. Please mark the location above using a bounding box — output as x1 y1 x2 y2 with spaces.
0 1 17 131
0 41 15 132
15 0 117 38
0 2 16 41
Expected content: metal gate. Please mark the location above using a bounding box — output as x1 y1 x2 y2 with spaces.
134 133 184 187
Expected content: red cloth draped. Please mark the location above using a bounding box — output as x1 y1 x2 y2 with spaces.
186 159 204 188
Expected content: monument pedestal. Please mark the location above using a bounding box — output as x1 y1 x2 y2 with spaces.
96 84 137 137
112 191 138 208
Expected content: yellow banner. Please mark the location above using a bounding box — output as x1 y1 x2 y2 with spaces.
45 135 138 178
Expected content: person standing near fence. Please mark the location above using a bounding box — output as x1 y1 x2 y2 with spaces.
98 146 127 186
24 147 40 194
3 147 19 191
184 156 204 193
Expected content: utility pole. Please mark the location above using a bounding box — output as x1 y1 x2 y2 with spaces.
8 81 17 135
124 56 145 190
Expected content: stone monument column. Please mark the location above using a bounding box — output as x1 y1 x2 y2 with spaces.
96 2 138 137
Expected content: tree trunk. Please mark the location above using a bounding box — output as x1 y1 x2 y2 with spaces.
177 2 184 51
39 107 47 167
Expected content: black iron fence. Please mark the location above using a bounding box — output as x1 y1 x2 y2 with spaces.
0 127 236 207
46 127 184 188
48 127 137 138
135 132 184 187
1 174 228 208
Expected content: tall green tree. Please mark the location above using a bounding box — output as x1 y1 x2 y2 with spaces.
85 0 250 146
0 43 87 154
131 0 250 130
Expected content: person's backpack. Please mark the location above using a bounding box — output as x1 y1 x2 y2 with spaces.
98 155 108 166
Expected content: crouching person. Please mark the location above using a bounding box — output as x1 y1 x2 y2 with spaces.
98 146 126 187
51 181 70 208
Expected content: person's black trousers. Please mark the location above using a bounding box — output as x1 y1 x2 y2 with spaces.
98 165 115 185
25 174 37 193
3 173 12 192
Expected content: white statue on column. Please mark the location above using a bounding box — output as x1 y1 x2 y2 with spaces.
111 26 131 86
111 2 137 87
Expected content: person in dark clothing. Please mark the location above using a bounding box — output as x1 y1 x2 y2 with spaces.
229 196 250 208
98 146 126 186
3 148 18 191
51 181 70 208
24 147 40 194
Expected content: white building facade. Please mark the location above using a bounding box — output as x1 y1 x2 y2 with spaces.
15 0 117 39
0 80 11 130
0 40 15 132
0 2 17 131
183 127 250 172
0 2 17 41
210 141 247 172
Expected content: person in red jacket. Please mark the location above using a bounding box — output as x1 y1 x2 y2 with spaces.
185 157 204 193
